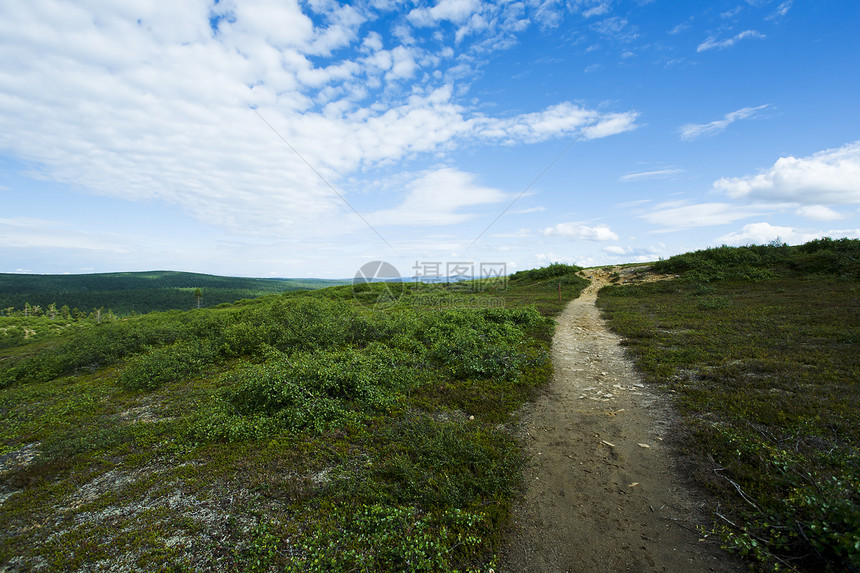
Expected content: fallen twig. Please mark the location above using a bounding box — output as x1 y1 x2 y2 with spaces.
713 468 761 512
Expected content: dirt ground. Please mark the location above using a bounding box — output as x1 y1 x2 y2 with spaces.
500 267 744 573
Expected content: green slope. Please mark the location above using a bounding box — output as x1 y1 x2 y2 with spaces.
0 264 588 571
0 271 349 315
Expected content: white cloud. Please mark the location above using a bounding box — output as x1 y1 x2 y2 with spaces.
472 103 638 143
0 217 136 253
602 244 663 262
591 17 637 43
714 141 860 204
492 228 533 238
767 1 792 20
717 222 860 246
367 168 507 226
680 104 770 140
579 1 613 18
408 0 483 26
541 223 619 241
619 168 683 182
721 7 742 19
796 205 846 221
641 201 778 231
0 0 637 244
528 0 566 28
669 22 691 35
578 0 612 18
582 111 639 139
697 30 765 52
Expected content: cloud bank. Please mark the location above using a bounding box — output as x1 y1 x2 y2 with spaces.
714 141 860 205
0 0 637 242
542 223 619 241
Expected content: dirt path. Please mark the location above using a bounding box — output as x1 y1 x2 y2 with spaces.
500 268 742 572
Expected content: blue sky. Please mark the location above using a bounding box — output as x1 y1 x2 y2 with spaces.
1 0 858 278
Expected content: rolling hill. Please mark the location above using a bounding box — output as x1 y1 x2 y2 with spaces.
0 271 349 315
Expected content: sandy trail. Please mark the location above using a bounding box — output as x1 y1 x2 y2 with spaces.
501 268 742 572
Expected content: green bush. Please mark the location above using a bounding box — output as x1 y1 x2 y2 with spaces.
220 321 267 357
418 308 545 380
117 339 219 391
652 238 860 282
509 262 581 282
0 317 188 388
0 326 26 349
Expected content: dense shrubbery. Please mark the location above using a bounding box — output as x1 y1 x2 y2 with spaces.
509 262 582 282
117 338 221 391
0 325 26 349
0 311 231 388
187 304 549 442
652 238 859 282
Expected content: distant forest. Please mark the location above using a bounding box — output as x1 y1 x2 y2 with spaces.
0 271 349 316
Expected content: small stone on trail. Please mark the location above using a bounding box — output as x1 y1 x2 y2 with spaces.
601 440 616 448
628 482 639 487
637 443 650 448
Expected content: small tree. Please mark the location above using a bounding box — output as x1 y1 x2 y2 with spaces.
194 288 203 310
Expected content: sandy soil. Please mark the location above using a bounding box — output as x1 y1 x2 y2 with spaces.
500 267 743 573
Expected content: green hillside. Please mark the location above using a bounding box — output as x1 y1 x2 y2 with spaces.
0 271 349 316
598 238 859 572
0 264 589 571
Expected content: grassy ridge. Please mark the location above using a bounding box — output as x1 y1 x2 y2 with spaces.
0 264 587 571
0 271 348 315
598 239 859 572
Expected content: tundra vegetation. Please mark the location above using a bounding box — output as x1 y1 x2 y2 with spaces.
0 264 586 571
598 238 859 572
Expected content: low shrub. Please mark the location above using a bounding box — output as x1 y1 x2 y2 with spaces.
117 339 219 391
244 505 492 572
509 262 581 282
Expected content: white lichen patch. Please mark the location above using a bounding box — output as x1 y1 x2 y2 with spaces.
0 442 41 476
